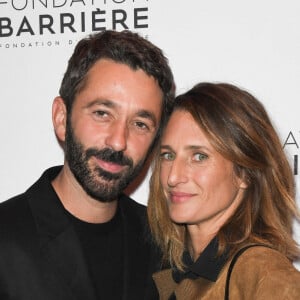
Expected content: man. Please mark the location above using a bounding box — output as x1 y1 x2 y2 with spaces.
0 30 174 300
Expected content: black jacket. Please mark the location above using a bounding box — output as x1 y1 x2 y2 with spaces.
0 166 160 300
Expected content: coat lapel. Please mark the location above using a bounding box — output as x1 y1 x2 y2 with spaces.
40 225 97 300
27 167 97 300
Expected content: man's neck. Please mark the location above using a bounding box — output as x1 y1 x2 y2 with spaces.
51 164 118 224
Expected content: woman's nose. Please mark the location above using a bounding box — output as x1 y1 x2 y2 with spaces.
167 158 188 187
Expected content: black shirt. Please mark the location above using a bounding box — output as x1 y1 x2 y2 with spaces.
66 207 124 300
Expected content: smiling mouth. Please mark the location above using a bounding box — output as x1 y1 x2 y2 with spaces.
169 191 196 203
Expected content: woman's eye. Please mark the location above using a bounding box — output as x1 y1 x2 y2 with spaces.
160 152 175 161
194 153 208 161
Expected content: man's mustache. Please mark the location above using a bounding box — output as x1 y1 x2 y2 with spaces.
85 148 133 167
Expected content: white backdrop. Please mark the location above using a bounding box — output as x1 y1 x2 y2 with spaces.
1 1 300 268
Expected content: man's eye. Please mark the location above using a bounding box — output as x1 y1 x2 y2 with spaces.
160 152 175 161
194 153 208 161
94 110 107 116
134 121 150 130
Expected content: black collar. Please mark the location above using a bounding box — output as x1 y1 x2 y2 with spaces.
172 237 229 283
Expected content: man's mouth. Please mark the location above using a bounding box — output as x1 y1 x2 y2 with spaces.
95 158 127 173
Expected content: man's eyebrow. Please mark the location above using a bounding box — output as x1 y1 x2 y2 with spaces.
84 100 158 126
136 110 158 127
85 99 116 109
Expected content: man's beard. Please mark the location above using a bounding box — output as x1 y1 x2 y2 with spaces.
64 120 145 202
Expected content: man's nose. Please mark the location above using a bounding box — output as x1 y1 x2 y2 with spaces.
104 122 128 152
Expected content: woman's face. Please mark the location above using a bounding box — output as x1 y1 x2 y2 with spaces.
160 110 246 231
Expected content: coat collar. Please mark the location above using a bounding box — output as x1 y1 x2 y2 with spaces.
172 237 229 283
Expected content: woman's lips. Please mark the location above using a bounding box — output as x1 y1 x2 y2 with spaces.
169 191 196 203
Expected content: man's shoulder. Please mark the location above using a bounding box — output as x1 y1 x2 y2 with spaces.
0 192 37 249
0 166 61 224
0 192 29 218
118 194 161 257
118 194 150 230
119 194 147 216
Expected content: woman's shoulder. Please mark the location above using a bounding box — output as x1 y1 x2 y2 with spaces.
233 245 298 271
228 245 300 299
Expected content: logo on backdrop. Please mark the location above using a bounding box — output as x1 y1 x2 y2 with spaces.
0 0 150 49
283 131 300 175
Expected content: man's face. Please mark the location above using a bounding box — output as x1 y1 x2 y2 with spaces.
64 59 163 202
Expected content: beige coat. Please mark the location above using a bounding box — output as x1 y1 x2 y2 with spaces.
153 247 300 299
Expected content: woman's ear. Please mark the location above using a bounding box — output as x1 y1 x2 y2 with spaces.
237 170 249 189
52 97 67 143
239 180 248 189
234 168 249 189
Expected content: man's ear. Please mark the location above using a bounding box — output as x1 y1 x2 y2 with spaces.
52 96 67 143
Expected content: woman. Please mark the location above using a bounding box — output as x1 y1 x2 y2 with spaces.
148 82 300 299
